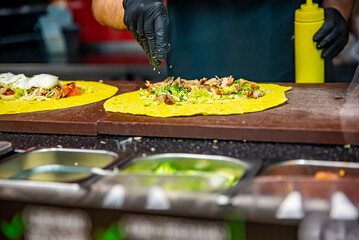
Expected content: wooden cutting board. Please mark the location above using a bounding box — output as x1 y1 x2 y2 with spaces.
0 81 358 145
0 81 142 136
97 82 359 145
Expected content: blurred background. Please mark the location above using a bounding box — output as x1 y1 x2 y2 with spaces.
0 0 165 80
0 0 358 81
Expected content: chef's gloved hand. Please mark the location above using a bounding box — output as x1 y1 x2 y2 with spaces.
313 8 349 59
123 0 170 67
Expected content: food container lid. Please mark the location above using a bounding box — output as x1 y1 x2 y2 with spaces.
295 1 324 22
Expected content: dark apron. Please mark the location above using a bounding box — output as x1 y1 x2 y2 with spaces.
167 0 324 82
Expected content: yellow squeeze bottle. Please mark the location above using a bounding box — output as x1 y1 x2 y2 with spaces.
295 0 324 83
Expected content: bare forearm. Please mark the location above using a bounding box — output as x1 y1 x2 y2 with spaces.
323 0 355 21
92 0 127 30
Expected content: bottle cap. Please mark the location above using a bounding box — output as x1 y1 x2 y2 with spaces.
295 0 324 22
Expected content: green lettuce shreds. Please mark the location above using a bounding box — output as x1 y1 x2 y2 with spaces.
154 86 188 101
187 88 211 98
14 88 25 99
220 85 237 95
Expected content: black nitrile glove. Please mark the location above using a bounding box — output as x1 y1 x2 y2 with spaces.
123 0 170 67
313 8 349 59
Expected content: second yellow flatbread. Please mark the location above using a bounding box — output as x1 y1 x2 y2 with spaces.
104 84 291 117
0 81 118 115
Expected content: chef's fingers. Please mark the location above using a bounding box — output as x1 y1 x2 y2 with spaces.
123 3 143 51
154 6 169 62
321 34 344 58
315 27 337 50
144 18 161 67
137 13 152 64
127 22 141 48
313 20 334 43
314 8 348 59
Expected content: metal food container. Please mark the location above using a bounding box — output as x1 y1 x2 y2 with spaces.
236 159 359 221
85 153 260 217
118 153 255 192
0 148 120 183
0 141 12 157
260 159 359 178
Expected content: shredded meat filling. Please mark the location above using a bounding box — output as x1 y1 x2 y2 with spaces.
221 76 234 87
253 90 264 99
145 76 264 100
54 86 63 99
155 94 175 105
210 85 222 96
246 89 253 98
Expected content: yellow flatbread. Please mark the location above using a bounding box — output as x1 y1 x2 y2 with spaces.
104 83 291 117
0 81 118 115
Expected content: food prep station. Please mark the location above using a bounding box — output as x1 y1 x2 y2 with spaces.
1 80 359 240
1 0 359 238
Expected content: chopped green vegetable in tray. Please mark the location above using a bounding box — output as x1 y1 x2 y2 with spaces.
124 159 245 192
153 162 177 174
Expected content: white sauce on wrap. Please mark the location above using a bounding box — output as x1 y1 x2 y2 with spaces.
0 73 59 89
